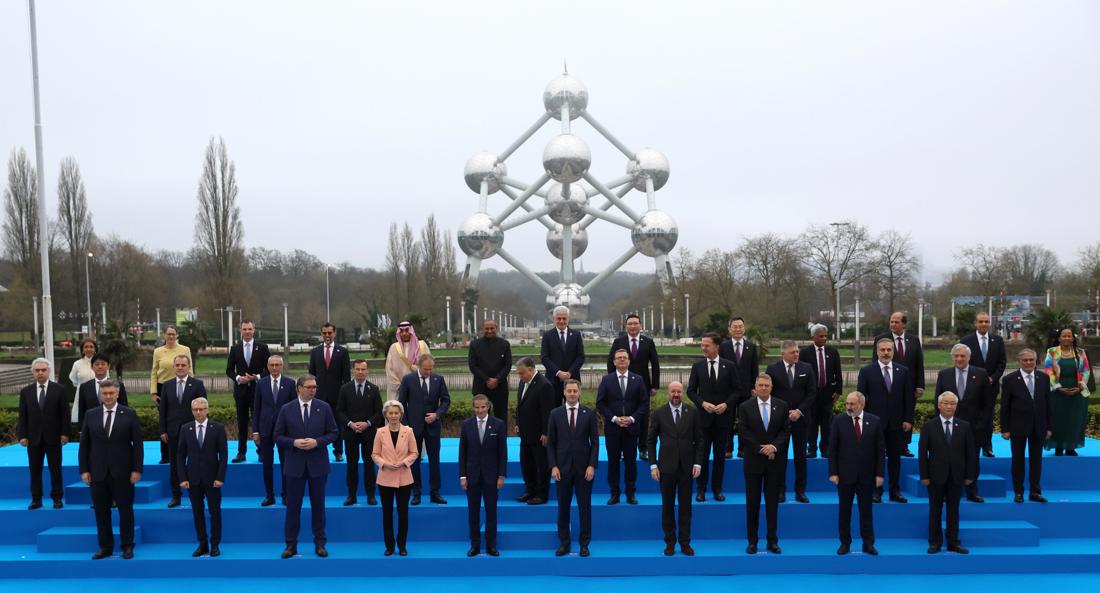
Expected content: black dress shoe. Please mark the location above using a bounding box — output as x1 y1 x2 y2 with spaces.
1066 449 1078 456
527 497 546 505
384 548 394 556
467 546 480 557
947 545 969 554
626 494 638 505
795 493 810 503
52 499 63 509
1030 493 1048 503
367 496 378 506
836 543 850 555
398 548 408 556
927 546 941 554
121 548 134 559
713 491 726 502
966 495 985 503
777 493 786 503
639 451 649 461
334 454 344 462
1054 449 1064 456
555 545 570 557
901 449 914 457
862 544 878 555
92 549 111 560
487 547 500 557
515 493 532 503
889 493 908 504
430 493 448 504
746 544 758 555
192 545 209 557
231 453 247 463
158 457 169 464
210 545 220 557
343 497 357 506
410 494 422 506
1014 494 1024 503
696 492 706 502
27 500 42 510
680 544 694 556
579 546 590 557
315 545 328 558
726 451 734 459
261 497 275 507
872 492 883 504
807 451 818 459
168 498 181 508
983 449 995 458
663 544 675 556
281 545 297 559
607 494 621 505
766 543 782 554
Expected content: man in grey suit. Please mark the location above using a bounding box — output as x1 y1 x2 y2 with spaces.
647 380 704 556
547 379 598 557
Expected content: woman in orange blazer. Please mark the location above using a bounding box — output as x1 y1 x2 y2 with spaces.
373 400 418 556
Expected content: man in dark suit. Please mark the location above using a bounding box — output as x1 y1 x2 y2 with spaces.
308 322 351 461
252 355 295 506
398 353 451 505
178 396 229 557
514 356 555 505
336 359 383 506
225 319 270 463
79 379 143 560
719 317 758 458
766 340 816 503
540 305 585 404
739 374 790 554
828 392 885 555
687 332 741 502
800 323 843 457
876 312 924 457
159 355 207 508
274 374 340 559
468 319 513 432
547 379 599 557
597 349 649 504
647 380 704 556
856 338 915 503
459 394 508 556
18 358 71 510
918 392 977 554
77 354 129 427
608 313 660 460
962 312 1007 457
1000 349 1053 503
934 344 991 502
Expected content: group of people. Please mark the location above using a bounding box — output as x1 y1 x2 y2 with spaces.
13 306 1092 560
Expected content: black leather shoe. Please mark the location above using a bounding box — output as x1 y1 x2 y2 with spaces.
121 547 134 559
696 492 706 503
168 498 181 508
713 491 726 502
192 545 209 557
807 450 818 459
837 543 850 555
983 449 995 458
343 497 357 506
927 546 941 554
261 497 275 507
526 497 546 505
430 493 448 504
410 494 421 506
158 457 169 464
872 492 883 504
27 500 42 510
862 544 878 555
664 544 675 556
210 545 220 557
626 494 638 505
281 545 297 559
334 453 344 462
92 549 111 560
487 547 499 557
889 493 908 504
515 493 532 503
607 494 620 505
367 496 378 506
1067 449 1078 456
398 548 408 556
726 451 734 459
52 499 63 509
766 543 782 554
680 544 694 556
796 493 810 503
281 496 287 506
639 451 649 461
967 495 985 503
315 545 328 558
947 545 969 554
579 546 590 557
1014 494 1024 503
1030 493 1048 503
777 493 786 503
555 545 570 557
901 449 914 457
467 546 480 557
746 544 758 554
384 548 394 556
231 453 246 463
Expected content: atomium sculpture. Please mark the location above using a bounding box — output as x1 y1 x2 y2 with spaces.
457 69 677 322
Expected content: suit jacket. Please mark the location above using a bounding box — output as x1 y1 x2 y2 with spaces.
546 403 599 475
458 415 508 483
918 416 976 486
159 377 207 438
646 403 705 477
397 372 451 437
719 338 759 392
857 361 915 429
540 327 585 392
686 357 741 427
595 371 649 436
875 332 925 390
961 331 1007 394
336 379 384 433
516 371 556 444
77 378 128 427
308 342 351 404
739 396 791 474
225 340 271 398
78 405 144 481
252 375 296 438
1000 370 1053 436
799 344 843 399
607 333 660 391
274 398 339 479
372 425 418 487
17 381 70 445
828 412 885 485
765 361 817 417
177 420 228 486
934 366 991 429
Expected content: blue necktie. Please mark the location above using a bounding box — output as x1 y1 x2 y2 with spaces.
761 401 770 429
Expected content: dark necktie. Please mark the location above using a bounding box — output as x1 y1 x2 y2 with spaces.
303 403 310 423
944 420 953 445
198 423 205 447
105 409 114 438
674 407 680 425
896 336 905 360
854 416 862 441
619 374 627 396
817 347 826 388
357 383 363 397
177 380 184 404
272 378 279 403
38 384 46 410
709 360 717 383
957 369 967 398
631 338 638 358
735 342 742 363
560 330 566 349
787 364 795 389
422 377 429 395
882 365 892 391
569 407 576 431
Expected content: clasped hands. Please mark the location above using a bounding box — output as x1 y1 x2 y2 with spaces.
293 438 319 450
701 402 727 414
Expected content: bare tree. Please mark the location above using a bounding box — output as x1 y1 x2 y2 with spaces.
193 137 245 307
956 244 1004 298
3 148 40 284
398 223 420 315
696 248 741 315
1078 243 1100 285
740 233 793 318
800 221 877 333
56 157 94 309
875 230 920 313
420 215 446 326
1000 244 1060 294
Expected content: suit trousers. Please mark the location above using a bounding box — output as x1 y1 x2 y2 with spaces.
259 435 285 498
782 418 809 494
466 475 499 548
284 473 327 546
486 386 509 436
927 481 962 547
26 441 63 501
697 422 728 493
233 389 254 454
319 394 343 456
744 470 782 545
412 431 442 495
659 471 694 545
156 384 169 462
837 482 875 545
1011 430 1044 494
345 429 377 497
379 484 411 551
187 482 223 545
878 427 908 495
604 425 638 494
519 441 549 499
981 391 999 452
810 395 835 453
166 434 183 498
556 469 593 547
91 476 135 551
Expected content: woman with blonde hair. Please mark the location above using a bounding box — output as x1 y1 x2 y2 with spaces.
372 400 418 555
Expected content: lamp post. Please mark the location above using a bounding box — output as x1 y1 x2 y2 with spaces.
84 252 93 336
684 293 691 338
282 303 289 353
445 296 452 346
155 307 162 338
32 296 39 352
460 300 466 338
325 264 331 322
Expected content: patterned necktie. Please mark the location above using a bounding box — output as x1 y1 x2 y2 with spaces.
735 342 742 363
198 423 205 447
854 416 862 441
882 365 892 391
818 347 827 388
631 338 638 358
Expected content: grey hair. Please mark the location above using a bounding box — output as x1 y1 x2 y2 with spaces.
417 353 435 365
516 356 536 369
810 324 829 337
848 391 866 404
938 391 959 403
780 340 798 351
31 357 51 371
552 305 570 317
382 399 405 416
98 378 119 391
951 343 971 356
1018 348 1037 358
191 397 209 408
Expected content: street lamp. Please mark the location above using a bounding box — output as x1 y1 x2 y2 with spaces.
445 296 452 346
684 293 691 338
282 303 289 353
84 252 93 335
325 264 331 322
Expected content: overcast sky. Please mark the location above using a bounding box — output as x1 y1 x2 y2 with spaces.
1 0 1097 285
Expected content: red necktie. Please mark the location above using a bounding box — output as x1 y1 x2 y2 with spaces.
854 416 862 441
325 343 332 368
896 337 905 360
817 347 827 388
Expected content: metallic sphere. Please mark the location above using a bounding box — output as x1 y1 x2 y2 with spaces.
631 209 679 257
463 151 507 194
542 134 591 184
627 148 670 192
546 224 589 259
546 283 590 322
457 213 504 259
543 74 589 120
545 182 589 224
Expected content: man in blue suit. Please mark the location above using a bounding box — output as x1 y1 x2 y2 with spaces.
398 353 451 505
459 394 507 557
547 379 599 557
856 338 915 503
308 323 351 461
596 349 648 504
765 340 816 503
160 355 207 508
274 375 339 559
177 396 228 557
251 355 296 506
541 305 585 405
962 312 1007 457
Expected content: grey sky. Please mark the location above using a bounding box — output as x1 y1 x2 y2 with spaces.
2 0 1097 284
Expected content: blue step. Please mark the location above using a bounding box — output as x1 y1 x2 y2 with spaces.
957 520 1039 547
496 522 559 548
64 481 164 504
36 525 144 552
904 474 1007 498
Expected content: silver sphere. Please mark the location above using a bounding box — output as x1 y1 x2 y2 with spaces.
546 224 589 259
543 74 589 120
463 151 507 194
627 148 671 192
543 134 591 184
545 182 589 224
631 209 679 257
545 283 590 322
457 213 503 259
